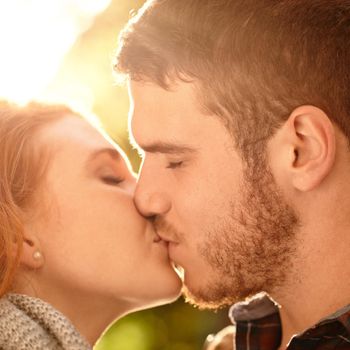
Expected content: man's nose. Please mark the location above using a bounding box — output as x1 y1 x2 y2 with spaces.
134 182 172 218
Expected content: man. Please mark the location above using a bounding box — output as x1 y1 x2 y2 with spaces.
114 0 350 349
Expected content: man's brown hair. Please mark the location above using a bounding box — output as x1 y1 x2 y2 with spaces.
115 0 350 160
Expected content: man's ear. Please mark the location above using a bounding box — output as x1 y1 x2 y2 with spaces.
275 105 336 192
18 234 44 269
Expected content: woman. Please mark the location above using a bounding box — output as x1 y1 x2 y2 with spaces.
0 100 182 349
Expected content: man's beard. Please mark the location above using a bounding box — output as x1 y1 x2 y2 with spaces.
182 158 300 309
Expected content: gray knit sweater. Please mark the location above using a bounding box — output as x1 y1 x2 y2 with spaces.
0 293 91 350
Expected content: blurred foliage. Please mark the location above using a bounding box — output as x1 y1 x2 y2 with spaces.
48 0 144 169
49 0 232 349
95 299 230 350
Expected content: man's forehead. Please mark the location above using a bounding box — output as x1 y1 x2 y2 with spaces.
129 79 201 112
128 79 229 155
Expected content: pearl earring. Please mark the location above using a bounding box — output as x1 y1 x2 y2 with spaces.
33 251 42 260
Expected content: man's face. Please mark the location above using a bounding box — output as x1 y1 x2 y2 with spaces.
129 80 298 308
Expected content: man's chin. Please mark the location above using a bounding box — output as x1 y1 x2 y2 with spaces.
181 283 239 310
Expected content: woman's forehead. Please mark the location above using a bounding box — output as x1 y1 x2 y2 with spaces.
37 115 134 172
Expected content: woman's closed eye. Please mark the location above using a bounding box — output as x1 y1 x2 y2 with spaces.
101 176 124 185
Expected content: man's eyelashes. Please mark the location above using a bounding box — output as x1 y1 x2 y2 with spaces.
166 161 183 169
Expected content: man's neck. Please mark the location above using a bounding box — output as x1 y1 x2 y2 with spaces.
272 226 350 349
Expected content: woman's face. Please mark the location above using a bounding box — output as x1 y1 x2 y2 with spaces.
25 116 181 312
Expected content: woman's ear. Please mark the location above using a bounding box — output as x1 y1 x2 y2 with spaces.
282 105 336 192
19 234 44 269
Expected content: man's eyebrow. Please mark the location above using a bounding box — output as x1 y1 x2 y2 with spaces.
137 142 197 155
85 147 121 165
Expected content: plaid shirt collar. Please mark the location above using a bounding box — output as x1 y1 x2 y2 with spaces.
229 293 350 350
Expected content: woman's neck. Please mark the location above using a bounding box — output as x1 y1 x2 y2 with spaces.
13 275 132 345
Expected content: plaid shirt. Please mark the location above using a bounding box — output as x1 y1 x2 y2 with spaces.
228 293 350 350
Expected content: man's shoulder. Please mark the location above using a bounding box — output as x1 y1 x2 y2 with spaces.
203 325 236 350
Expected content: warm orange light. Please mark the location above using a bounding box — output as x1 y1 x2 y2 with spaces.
0 0 111 104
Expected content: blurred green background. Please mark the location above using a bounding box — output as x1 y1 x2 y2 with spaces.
96 301 230 350
0 0 231 348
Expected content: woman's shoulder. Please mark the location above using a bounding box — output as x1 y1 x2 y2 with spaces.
0 294 91 350
203 325 236 350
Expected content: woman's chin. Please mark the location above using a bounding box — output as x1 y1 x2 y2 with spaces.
161 283 183 304
135 280 183 311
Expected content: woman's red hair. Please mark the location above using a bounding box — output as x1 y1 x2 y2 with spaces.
0 100 75 297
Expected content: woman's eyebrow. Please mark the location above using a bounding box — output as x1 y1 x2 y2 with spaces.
85 148 121 167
